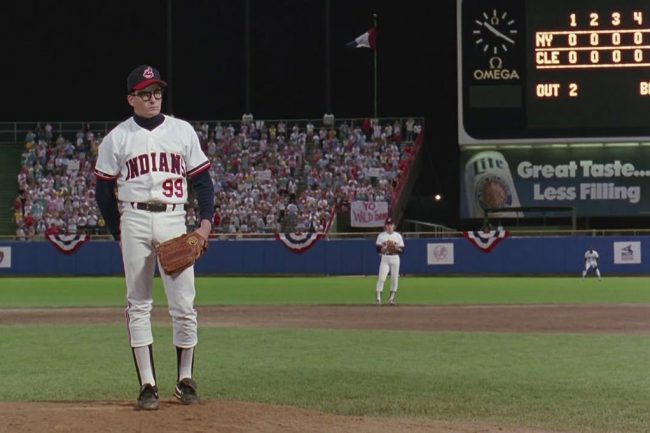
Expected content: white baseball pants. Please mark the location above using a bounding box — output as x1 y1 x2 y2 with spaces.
376 254 400 294
120 207 198 349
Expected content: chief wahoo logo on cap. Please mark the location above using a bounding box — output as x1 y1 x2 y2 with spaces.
143 67 155 79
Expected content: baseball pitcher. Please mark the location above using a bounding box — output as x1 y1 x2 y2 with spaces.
94 65 215 410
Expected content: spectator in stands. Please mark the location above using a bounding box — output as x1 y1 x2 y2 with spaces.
392 120 402 144
25 225 36 240
86 213 98 233
45 224 60 236
97 217 106 234
186 208 198 231
77 213 87 234
12 193 24 216
17 169 28 193
44 123 53 141
405 118 415 141
15 225 26 240
285 199 298 231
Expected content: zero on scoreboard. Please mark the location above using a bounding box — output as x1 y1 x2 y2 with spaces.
458 0 650 144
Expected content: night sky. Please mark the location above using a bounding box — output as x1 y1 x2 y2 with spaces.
2 0 459 225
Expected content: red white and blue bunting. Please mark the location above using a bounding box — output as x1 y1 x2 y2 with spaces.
47 234 91 255
275 232 323 254
463 228 509 253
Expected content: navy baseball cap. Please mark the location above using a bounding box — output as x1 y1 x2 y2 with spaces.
127 65 167 93
385 217 394 225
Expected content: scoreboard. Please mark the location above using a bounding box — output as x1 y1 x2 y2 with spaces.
458 0 650 144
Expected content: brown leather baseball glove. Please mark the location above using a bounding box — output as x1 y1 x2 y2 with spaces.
156 232 208 275
385 240 398 254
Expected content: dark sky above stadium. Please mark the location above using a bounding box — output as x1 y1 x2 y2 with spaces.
2 0 459 222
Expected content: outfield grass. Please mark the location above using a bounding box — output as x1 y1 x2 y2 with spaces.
0 276 649 307
2 276 650 433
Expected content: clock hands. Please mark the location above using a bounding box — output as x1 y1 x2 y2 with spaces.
482 21 515 44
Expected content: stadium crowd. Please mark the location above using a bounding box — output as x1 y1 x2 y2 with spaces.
12 118 422 239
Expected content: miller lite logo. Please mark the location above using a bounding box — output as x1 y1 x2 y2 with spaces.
0 251 4 263
143 67 155 79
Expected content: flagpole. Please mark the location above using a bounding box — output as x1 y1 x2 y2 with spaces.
373 13 378 119
325 0 331 114
166 0 173 115
245 0 251 114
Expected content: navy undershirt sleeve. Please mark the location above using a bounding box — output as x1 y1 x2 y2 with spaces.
95 179 121 241
191 170 215 223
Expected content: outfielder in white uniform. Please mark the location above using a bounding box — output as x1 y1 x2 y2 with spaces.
375 217 405 305
94 65 214 410
582 248 602 280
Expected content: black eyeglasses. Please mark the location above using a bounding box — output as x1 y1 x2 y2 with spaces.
132 88 164 101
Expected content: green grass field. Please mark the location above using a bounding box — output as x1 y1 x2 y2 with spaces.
2 276 650 433
1 275 649 307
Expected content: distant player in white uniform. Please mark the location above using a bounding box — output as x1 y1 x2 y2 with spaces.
582 247 602 280
375 217 405 305
94 65 214 410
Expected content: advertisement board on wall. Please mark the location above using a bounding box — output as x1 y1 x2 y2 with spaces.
460 147 650 218
0 247 12 268
427 243 455 265
613 241 642 264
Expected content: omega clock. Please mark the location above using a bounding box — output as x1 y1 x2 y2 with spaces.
473 9 518 55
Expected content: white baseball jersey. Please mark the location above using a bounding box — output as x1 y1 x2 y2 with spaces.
95 115 209 203
376 231 405 251
584 250 599 267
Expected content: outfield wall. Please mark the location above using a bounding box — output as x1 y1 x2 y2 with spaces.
0 235 645 276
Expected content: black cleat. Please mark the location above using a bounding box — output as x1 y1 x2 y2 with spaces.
137 383 160 410
175 377 200 405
